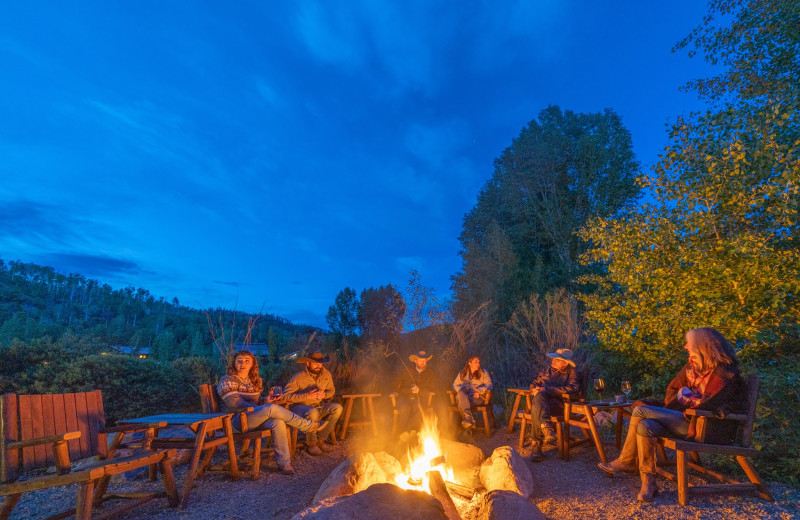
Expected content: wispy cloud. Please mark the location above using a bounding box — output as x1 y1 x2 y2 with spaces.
33 252 149 278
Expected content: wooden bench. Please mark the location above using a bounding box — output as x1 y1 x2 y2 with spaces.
1 391 178 520
656 374 774 505
338 393 380 440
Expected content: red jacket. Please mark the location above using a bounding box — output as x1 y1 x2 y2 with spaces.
664 363 745 444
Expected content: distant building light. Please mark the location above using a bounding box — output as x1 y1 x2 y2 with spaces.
138 354 148 359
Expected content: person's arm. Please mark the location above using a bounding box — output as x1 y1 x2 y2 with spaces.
664 366 689 408
282 373 314 404
691 366 744 413
453 373 464 392
475 370 492 393
321 370 335 399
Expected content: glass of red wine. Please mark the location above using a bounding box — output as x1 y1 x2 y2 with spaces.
593 378 606 400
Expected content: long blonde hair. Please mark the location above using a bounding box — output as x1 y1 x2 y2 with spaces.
686 327 737 372
227 350 263 390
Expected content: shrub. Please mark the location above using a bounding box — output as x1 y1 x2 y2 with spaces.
33 355 196 424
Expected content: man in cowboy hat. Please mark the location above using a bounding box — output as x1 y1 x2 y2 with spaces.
392 350 443 439
283 351 343 455
528 348 581 462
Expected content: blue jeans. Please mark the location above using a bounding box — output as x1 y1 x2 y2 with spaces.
289 402 343 444
232 404 314 467
633 405 690 439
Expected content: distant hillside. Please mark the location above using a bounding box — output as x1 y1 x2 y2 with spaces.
0 257 320 360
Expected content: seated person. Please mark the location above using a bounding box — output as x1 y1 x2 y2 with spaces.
283 352 343 456
452 356 492 429
392 350 439 439
528 348 580 462
217 350 328 475
597 327 745 503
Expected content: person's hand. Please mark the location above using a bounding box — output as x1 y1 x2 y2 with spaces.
313 389 326 400
531 386 544 395
473 391 480 400
411 384 419 394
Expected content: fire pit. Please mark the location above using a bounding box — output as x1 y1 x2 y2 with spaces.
298 412 541 520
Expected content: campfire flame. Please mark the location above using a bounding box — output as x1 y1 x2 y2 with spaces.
393 412 455 493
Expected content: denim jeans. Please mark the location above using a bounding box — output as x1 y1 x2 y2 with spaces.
232 404 314 467
529 392 564 441
633 405 690 439
455 389 486 420
289 402 343 444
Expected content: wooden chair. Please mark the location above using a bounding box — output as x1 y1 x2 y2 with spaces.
518 368 589 459
1 391 179 520
655 374 773 505
199 384 278 480
338 393 381 440
446 390 496 436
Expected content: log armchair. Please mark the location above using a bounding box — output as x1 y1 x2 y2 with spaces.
655 374 774 505
1 391 178 520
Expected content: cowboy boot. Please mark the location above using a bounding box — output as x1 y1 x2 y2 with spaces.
636 434 659 502
598 414 642 476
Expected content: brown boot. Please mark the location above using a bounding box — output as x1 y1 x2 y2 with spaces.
598 414 643 476
636 435 659 502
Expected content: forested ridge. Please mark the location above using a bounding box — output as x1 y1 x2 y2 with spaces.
0 257 318 359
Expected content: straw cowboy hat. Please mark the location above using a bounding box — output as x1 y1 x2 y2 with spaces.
296 351 330 364
409 350 433 362
546 348 576 366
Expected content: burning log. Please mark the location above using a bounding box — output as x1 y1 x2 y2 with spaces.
426 470 461 520
444 480 476 501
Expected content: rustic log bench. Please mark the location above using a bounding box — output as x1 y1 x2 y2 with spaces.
1 390 178 520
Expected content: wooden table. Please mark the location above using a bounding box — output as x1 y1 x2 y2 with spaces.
338 393 380 440
564 400 633 463
506 388 530 433
118 413 238 509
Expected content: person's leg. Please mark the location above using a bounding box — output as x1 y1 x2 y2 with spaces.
289 404 320 445
395 397 415 435
262 417 292 469
317 402 343 443
455 389 475 426
634 406 688 503
598 405 649 475
636 406 690 439
529 393 547 442
259 403 320 432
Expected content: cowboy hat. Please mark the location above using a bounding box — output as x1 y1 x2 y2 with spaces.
546 348 576 366
409 350 433 362
296 351 330 364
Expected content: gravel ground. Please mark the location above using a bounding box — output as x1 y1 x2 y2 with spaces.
9 426 799 520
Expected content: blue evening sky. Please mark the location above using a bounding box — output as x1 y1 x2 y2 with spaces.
0 1 716 327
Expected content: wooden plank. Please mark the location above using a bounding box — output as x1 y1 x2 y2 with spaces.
1 393 20 482
74 392 91 459
52 393 68 438
63 393 81 461
18 395 37 471
85 391 104 457
41 394 57 466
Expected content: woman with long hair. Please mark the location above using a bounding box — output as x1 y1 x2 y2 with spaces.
452 356 492 429
217 350 327 475
597 327 745 502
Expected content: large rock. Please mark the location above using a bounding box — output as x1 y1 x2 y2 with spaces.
479 446 534 497
479 490 546 520
441 439 484 488
294 483 447 520
313 452 400 503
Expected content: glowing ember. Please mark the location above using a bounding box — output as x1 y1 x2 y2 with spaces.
393 412 455 493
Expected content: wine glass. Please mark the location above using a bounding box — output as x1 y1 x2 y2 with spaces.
593 378 606 400
621 381 632 401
